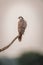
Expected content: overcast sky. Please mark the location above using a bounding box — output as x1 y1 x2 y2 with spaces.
0 0 43 58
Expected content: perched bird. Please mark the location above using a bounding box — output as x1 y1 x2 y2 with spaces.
18 16 27 41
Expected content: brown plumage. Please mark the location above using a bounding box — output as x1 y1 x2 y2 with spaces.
18 33 22 41
18 16 27 41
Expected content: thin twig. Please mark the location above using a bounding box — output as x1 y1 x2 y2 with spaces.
0 35 18 52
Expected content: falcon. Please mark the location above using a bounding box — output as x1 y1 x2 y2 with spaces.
18 16 27 41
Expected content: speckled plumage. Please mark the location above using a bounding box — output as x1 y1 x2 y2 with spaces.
18 16 27 41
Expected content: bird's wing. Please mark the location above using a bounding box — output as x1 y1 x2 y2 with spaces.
18 20 23 28
18 20 27 34
22 20 27 29
18 20 23 31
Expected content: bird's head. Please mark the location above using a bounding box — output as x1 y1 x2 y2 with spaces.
18 16 24 20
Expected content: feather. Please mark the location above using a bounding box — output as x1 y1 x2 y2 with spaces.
18 34 22 41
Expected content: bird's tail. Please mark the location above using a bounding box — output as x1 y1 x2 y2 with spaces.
18 34 22 41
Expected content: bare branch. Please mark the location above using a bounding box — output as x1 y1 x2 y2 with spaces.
0 35 18 52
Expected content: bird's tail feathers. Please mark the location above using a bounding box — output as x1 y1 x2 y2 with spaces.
18 34 22 41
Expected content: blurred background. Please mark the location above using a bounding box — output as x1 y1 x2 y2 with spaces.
0 0 43 65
